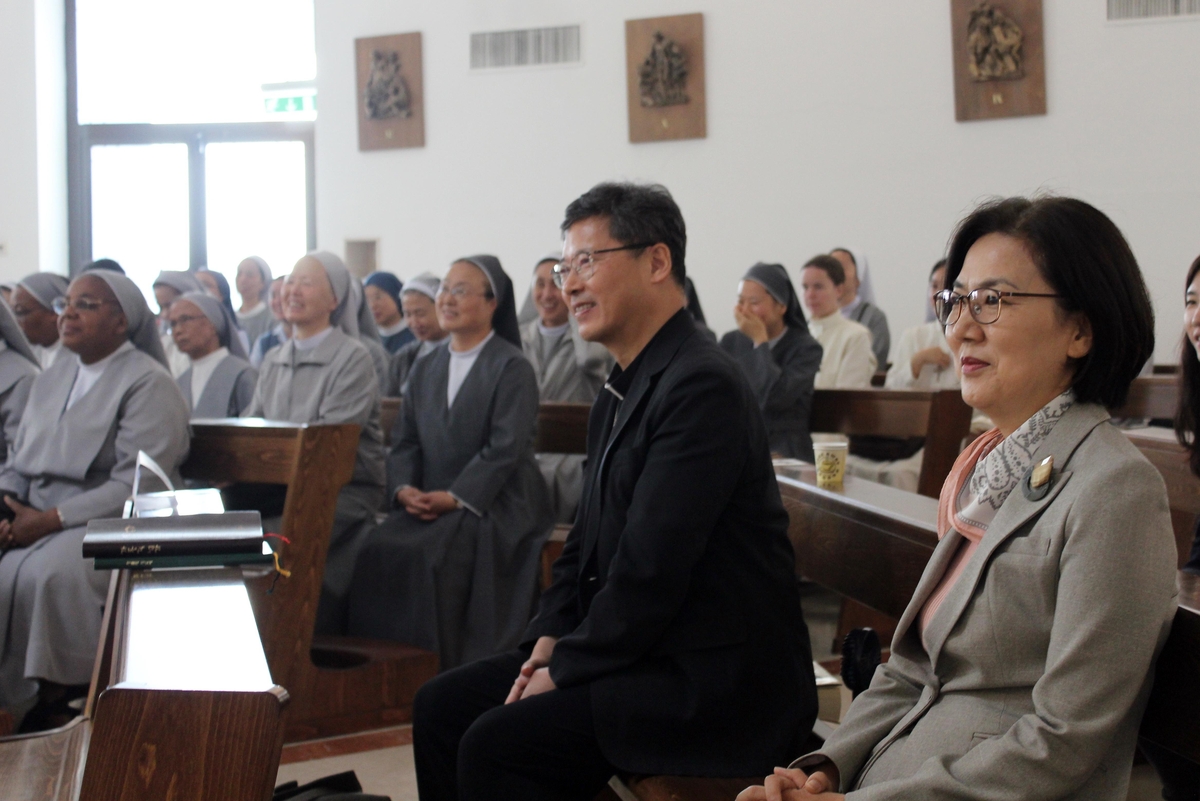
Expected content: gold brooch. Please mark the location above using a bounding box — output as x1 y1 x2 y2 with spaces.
1031 456 1054 489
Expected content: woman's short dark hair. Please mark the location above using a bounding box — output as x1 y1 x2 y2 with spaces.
1175 254 1200 476
944 196 1154 409
561 182 686 287
802 254 845 286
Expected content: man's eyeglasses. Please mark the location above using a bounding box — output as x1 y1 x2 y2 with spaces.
933 288 1060 326
51 296 116 315
552 243 655 289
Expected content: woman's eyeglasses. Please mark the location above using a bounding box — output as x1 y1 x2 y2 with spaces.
51 297 116 315
934 288 1060 326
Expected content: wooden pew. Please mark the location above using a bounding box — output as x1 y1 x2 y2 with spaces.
808 388 970 647
1124 427 1198 568
0 567 287 801
182 420 439 742
1114 375 1178 421
809 388 973 500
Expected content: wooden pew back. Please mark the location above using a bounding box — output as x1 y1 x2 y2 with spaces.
380 397 591 455
809 388 973 499
1114 375 1178 421
181 420 439 741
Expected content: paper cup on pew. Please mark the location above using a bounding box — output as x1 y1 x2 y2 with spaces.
813 441 848 491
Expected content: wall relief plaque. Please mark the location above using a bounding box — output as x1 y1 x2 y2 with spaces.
951 0 1045 122
639 32 690 108
625 14 706 143
356 32 425 150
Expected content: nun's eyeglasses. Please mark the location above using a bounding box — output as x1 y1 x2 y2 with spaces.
552 243 655 288
52 296 117 315
436 285 493 301
933 288 1060 326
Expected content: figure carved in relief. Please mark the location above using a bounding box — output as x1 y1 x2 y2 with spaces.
364 49 413 120
966 2 1025 81
638 32 689 107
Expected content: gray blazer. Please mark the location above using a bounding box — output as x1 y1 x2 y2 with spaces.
806 402 1179 800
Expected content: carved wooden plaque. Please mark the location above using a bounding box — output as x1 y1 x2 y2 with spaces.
625 13 706 143
950 0 1046 122
356 32 425 150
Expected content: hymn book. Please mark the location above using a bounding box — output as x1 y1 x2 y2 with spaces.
83 511 264 559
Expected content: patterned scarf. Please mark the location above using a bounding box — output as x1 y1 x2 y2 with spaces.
920 391 1073 637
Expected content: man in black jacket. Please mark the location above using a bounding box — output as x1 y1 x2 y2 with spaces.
412 183 817 801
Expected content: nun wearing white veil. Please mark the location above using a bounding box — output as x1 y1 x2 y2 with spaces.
0 270 190 727
0 301 40 461
243 251 385 634
347 255 553 670
170 291 258 418
831 247 891 368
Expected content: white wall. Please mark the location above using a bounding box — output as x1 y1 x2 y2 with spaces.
0 0 43 283
326 1 1197 361
0 0 68 284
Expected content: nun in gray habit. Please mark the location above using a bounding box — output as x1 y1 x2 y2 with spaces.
719 262 824 462
347 255 553 670
172 292 258 418
243 251 385 634
0 271 190 711
0 303 40 460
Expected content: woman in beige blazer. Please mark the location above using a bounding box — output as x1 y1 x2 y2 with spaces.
740 196 1179 801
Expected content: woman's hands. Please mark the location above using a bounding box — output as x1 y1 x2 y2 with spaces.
506 636 558 704
0 498 62 549
395 487 460 521
910 346 952 379
735 306 771 346
735 764 842 801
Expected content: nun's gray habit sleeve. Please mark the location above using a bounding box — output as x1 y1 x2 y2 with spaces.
0 374 34 461
57 369 191 527
447 356 540 514
387 384 423 495
232 367 258 416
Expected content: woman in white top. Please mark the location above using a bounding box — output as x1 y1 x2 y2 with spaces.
885 260 957 390
801 254 877 388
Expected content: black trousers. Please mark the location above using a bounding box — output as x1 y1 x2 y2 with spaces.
412 649 616 801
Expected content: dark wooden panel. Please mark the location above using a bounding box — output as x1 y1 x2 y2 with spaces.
536 403 591 455
810 389 935 439
181 420 306 485
1126 429 1199 569
80 688 285 801
1140 585 1200 764
776 464 937 620
1116 376 1179 421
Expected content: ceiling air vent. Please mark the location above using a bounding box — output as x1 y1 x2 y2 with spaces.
470 25 582 69
1108 0 1200 19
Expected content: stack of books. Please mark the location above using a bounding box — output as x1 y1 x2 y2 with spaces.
83 511 270 571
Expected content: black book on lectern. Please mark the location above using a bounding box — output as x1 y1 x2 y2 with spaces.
82 511 263 559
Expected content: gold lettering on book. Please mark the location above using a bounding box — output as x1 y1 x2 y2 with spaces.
119 544 162 555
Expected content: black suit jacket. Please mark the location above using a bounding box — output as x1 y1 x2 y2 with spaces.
523 309 817 777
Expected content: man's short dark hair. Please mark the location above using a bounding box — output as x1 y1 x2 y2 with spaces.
802 254 845 286
945 196 1154 409
561 182 686 287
